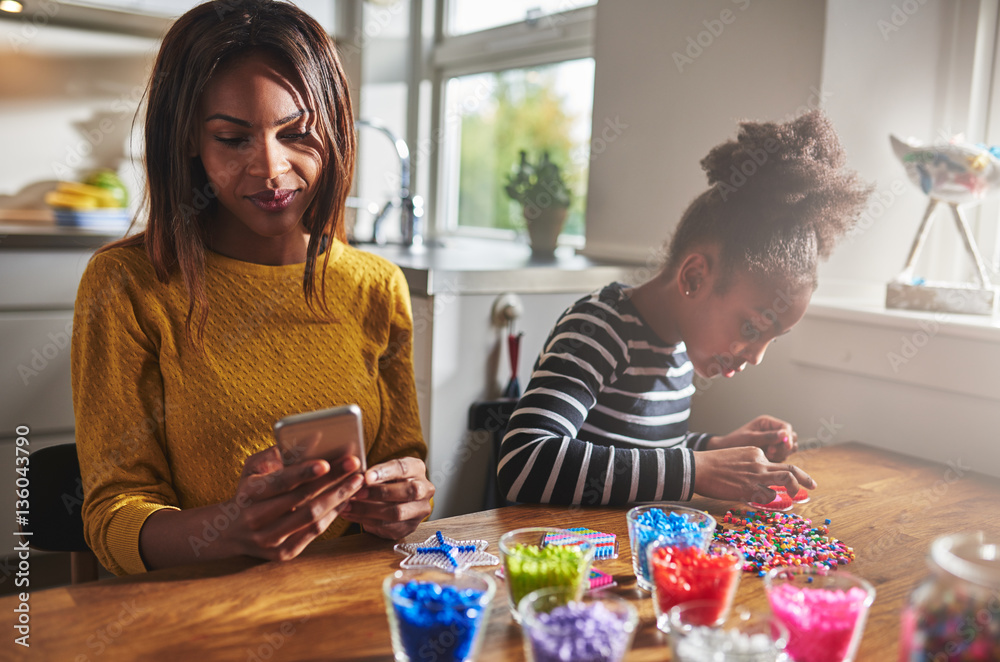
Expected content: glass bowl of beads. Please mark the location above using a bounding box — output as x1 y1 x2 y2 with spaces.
383 567 496 662
518 586 638 662
763 567 875 662
668 602 790 662
499 527 596 621
626 504 716 591
649 540 743 632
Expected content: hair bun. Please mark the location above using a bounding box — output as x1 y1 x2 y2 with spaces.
699 110 870 258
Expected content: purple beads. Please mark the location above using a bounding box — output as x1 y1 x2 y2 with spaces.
527 602 633 662
391 580 487 662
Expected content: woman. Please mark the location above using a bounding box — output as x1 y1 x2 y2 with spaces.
72 0 432 576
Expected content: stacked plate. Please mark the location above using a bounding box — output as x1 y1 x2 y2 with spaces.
54 209 132 233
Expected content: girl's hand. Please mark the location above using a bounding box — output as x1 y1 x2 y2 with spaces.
339 457 435 540
223 446 365 562
692 446 817 504
709 415 798 462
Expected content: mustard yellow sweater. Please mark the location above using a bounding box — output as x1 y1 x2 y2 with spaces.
71 240 426 576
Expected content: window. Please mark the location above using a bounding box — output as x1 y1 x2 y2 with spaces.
429 2 598 245
442 58 594 239
447 0 597 36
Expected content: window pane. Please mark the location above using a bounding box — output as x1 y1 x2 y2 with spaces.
445 59 594 239
448 0 596 36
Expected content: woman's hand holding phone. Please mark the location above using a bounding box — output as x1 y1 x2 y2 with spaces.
222 446 364 562
339 456 434 540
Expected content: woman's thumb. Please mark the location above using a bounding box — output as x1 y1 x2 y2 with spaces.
243 446 283 477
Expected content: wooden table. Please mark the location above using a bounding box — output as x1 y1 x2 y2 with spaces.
4 442 999 661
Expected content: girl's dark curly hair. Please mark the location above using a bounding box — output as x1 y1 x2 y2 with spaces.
665 110 872 292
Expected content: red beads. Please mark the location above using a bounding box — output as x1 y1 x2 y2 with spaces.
649 544 742 626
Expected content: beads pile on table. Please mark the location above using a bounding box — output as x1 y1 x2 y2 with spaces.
524 601 632 662
766 583 871 662
631 509 713 582
504 543 591 608
650 545 741 626
714 509 855 576
389 580 488 662
672 626 784 662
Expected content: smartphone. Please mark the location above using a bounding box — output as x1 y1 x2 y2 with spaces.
273 404 366 472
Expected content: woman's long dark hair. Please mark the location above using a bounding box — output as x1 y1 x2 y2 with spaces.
103 0 356 339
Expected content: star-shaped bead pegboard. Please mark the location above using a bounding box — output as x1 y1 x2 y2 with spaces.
394 531 499 572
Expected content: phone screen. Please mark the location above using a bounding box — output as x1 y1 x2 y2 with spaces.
273 404 366 472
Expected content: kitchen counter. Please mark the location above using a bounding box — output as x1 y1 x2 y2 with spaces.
356 236 643 295
0 222 125 250
0 223 646 293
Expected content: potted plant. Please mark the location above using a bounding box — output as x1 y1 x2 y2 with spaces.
505 151 572 256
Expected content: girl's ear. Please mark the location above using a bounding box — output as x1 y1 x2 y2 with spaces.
677 251 710 298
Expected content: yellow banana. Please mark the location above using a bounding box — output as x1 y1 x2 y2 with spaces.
45 190 100 210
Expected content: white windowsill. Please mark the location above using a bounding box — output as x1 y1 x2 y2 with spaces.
809 279 1000 344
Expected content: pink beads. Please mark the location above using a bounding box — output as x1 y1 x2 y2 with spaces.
767 583 872 662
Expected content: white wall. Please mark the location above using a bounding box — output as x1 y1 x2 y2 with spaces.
0 22 155 210
583 0 827 263
818 0 989 286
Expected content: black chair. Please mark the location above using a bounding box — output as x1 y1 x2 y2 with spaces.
26 444 100 583
468 399 519 510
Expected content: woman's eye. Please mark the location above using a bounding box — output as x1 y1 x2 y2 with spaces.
282 131 312 141
214 136 247 147
740 321 757 339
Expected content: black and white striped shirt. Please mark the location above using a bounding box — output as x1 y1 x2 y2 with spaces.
497 282 713 506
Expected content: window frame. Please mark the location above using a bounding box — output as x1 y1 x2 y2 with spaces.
424 1 597 242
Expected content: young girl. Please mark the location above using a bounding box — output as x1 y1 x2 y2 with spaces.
71 0 432 576
498 111 870 507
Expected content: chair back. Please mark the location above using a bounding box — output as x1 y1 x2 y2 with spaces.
468 399 519 510
27 444 88 552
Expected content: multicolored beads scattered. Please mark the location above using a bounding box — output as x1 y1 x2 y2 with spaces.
524 601 633 662
504 543 591 609
544 527 618 560
650 544 742 626
389 580 488 662
714 509 855 576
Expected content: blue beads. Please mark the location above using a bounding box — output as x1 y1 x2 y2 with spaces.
415 531 478 568
391 581 487 662
633 510 711 581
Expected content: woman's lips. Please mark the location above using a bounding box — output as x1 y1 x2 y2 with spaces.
247 189 297 212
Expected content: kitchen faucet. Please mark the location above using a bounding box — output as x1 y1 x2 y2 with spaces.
351 118 423 246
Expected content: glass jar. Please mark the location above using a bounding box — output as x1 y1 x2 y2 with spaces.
898 531 1000 661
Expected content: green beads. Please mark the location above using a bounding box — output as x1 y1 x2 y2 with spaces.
505 543 589 607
